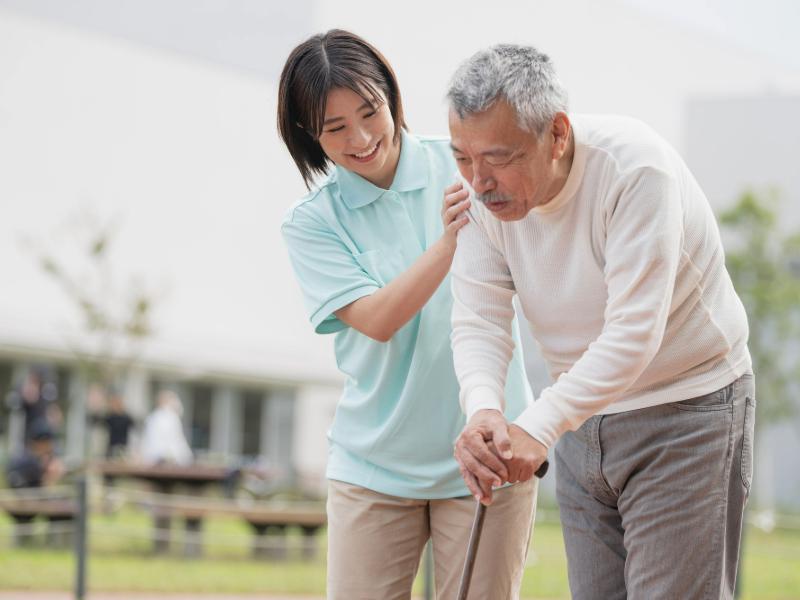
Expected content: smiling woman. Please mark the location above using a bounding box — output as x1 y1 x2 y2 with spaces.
317 86 399 189
277 30 405 190
276 29 537 600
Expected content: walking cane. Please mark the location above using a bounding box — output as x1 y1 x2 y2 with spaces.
456 460 550 600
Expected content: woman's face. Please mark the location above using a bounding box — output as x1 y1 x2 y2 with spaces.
317 86 400 189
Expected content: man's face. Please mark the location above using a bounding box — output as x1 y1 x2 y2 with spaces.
449 100 566 222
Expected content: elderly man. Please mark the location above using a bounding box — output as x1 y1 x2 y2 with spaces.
448 45 754 599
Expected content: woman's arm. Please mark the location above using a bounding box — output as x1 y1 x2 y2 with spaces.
335 182 470 342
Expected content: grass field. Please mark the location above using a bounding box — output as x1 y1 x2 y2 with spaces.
0 506 798 598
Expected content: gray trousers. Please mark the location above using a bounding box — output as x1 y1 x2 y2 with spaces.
555 373 755 600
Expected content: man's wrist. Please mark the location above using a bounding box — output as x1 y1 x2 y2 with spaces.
512 410 554 450
464 385 504 421
509 423 548 450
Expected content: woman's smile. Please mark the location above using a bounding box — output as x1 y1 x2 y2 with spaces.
349 140 381 163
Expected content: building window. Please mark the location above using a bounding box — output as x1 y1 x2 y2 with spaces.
264 388 295 480
241 390 263 459
189 384 212 452
0 362 13 450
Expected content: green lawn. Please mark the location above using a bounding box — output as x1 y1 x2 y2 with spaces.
0 507 798 598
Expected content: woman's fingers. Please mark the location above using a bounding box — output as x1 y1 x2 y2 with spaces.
442 186 469 212
444 198 471 225
443 181 464 196
447 215 469 234
441 182 470 247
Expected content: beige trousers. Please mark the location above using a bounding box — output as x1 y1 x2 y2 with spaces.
326 478 538 600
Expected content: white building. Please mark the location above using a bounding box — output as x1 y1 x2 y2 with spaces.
0 0 798 501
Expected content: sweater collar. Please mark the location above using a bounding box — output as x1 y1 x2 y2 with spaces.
532 118 586 215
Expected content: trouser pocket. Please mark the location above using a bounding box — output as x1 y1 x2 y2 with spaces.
741 394 756 491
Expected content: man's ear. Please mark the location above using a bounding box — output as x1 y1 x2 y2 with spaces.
551 112 571 160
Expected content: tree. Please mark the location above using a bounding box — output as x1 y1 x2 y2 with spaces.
25 210 156 398
719 191 800 426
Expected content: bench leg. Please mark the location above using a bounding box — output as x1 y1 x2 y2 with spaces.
300 525 319 560
267 524 288 560
184 517 204 558
12 515 34 548
251 523 268 559
153 514 171 554
249 524 288 560
47 516 74 549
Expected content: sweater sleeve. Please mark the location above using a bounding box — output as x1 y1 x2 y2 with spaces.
450 207 517 420
514 167 683 448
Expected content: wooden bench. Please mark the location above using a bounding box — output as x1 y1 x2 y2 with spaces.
0 495 78 548
238 505 327 560
137 497 326 559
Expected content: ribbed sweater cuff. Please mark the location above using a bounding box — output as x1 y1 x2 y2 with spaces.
513 397 571 449
464 385 504 421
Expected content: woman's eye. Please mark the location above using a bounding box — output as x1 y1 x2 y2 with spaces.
326 126 345 134
363 111 376 119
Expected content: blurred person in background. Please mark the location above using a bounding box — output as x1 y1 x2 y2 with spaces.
6 366 61 445
279 29 536 600
5 418 65 489
139 390 192 466
103 388 136 459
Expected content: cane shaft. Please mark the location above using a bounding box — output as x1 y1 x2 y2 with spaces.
456 501 486 600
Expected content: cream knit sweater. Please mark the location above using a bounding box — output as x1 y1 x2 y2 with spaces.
451 114 751 449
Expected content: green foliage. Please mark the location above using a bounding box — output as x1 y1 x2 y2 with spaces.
719 191 800 425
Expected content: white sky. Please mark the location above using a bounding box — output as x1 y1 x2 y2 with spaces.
624 0 800 70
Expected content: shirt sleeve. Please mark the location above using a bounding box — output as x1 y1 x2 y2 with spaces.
281 205 380 334
514 167 684 448
450 206 517 420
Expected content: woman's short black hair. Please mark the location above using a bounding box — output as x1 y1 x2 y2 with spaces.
277 29 406 189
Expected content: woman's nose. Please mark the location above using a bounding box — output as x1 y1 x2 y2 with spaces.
349 125 371 148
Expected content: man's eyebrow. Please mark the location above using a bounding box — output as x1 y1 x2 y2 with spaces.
323 100 376 126
481 148 513 157
449 144 514 157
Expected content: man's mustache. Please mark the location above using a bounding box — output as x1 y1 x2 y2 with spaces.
475 191 513 204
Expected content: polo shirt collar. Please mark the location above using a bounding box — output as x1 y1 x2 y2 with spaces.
335 130 429 209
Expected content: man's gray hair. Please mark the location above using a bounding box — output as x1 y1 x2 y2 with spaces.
447 44 568 135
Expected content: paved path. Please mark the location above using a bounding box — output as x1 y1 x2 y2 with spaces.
0 594 327 600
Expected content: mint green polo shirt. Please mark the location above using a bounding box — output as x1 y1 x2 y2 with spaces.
281 131 532 499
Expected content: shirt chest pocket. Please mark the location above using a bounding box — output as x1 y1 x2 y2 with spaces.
354 249 407 287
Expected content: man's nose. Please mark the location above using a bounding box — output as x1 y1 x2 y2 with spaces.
472 168 495 195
